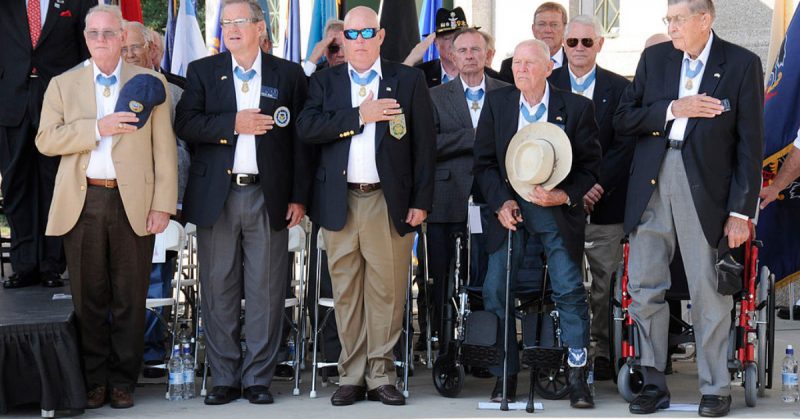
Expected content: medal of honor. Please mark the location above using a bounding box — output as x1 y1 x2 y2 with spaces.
471 101 480 111
242 81 250 93
685 79 693 90
103 86 111 97
359 86 367 97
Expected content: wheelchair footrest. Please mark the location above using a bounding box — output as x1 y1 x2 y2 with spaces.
521 346 565 369
462 344 501 367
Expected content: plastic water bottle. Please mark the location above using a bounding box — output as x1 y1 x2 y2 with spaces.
782 345 799 403
182 341 196 399
168 345 184 401
178 323 191 345
287 337 296 362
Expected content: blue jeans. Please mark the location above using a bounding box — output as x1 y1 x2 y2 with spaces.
483 200 589 377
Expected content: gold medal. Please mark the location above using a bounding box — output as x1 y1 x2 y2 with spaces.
471 101 480 111
242 81 250 93
103 86 111 97
685 78 693 90
359 86 366 97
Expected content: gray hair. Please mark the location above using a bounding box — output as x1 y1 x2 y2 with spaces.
223 0 265 21
452 27 488 51
85 4 123 28
565 15 603 39
480 30 496 52
667 0 715 19
324 19 344 36
123 20 152 44
514 39 550 62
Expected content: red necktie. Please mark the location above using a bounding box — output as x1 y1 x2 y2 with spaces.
27 0 41 48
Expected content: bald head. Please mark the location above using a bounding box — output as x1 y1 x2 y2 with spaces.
342 6 384 72
344 6 379 28
644 33 671 48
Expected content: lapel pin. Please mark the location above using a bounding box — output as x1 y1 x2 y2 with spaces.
386 87 392 92
556 116 563 122
714 73 721 78
221 75 228 80
602 99 607 103
54 3 61 7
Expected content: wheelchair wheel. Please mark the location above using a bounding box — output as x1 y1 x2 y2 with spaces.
432 356 465 398
744 362 757 407
766 271 776 390
756 266 770 397
617 363 645 402
534 365 570 400
609 270 624 381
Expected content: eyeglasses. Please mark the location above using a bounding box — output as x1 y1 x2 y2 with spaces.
121 43 147 55
343 28 377 40
327 44 341 54
84 29 121 40
565 38 596 48
534 21 563 30
662 13 699 26
220 18 260 28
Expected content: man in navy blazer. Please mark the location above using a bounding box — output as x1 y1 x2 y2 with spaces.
175 0 312 406
614 0 763 416
474 39 600 407
297 6 434 407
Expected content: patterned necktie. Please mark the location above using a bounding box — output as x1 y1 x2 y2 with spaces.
96 74 117 98
683 58 704 90
234 67 257 93
27 0 41 48
350 69 378 97
520 102 546 123
465 88 485 111
570 69 596 96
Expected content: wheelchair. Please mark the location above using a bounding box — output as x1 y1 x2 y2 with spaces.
611 227 776 407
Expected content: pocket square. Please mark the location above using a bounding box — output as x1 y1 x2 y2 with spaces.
60 10 72 17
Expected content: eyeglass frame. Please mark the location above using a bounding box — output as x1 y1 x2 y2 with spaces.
220 17 262 29
84 29 122 40
343 28 378 40
565 37 598 48
662 13 701 27
121 42 148 55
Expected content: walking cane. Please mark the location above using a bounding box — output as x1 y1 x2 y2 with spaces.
501 210 518 411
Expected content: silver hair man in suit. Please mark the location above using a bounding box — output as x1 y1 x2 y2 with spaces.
427 27 507 347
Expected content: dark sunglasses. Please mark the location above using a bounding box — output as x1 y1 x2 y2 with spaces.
343 28 377 40
565 38 595 48
327 44 341 54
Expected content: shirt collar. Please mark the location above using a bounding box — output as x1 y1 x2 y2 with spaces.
683 31 714 66
568 64 597 83
551 48 564 66
460 74 486 93
231 51 262 77
348 59 383 80
519 82 550 111
92 59 122 83
441 62 457 81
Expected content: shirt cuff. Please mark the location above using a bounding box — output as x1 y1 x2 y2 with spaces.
94 122 101 144
302 61 316 78
665 100 676 124
729 212 749 220
793 128 800 150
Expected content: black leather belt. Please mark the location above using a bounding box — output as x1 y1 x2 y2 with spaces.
667 139 684 150
233 173 259 185
347 182 381 192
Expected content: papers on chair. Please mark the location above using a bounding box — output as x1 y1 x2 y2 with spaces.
665 403 699 412
152 232 166 263
477 401 542 410
468 203 483 234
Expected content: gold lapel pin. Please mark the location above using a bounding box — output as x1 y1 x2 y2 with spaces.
714 73 721 78
556 116 563 121
221 75 228 80
386 87 392 92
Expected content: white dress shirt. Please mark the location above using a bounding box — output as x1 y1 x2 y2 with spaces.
568 64 597 99
551 48 565 70
87 60 122 180
518 83 550 131
460 75 486 129
666 32 713 142
302 60 317 78
347 60 382 183
231 53 261 174
441 62 457 84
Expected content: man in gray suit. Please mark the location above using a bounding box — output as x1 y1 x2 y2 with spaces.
428 28 508 344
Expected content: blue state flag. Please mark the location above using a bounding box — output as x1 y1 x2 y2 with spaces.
305 0 337 62
162 0 177 71
171 0 207 76
759 6 800 287
283 0 301 63
419 0 441 62
209 1 225 54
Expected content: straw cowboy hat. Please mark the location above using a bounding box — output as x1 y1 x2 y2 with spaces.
505 122 573 200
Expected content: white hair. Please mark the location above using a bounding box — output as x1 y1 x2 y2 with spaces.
123 20 152 44
85 4 123 28
565 15 603 39
514 39 550 62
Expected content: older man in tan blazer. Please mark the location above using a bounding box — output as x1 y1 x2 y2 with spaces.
35 4 177 410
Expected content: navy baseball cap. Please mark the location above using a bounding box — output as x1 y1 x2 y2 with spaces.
114 74 167 129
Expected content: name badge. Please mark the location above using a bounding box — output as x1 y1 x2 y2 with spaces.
261 86 278 99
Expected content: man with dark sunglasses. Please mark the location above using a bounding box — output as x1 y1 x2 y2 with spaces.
302 19 346 77
548 14 634 384
297 5 435 408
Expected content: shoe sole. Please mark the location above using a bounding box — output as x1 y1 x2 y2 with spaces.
630 398 670 414
571 400 595 409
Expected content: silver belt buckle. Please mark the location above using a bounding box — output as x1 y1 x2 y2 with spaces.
235 173 248 186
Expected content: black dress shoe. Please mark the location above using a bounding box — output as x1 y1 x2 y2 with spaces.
629 384 670 414
698 394 731 417
593 356 613 381
204 386 240 405
490 374 517 402
330 385 365 406
40 272 64 288
3 272 38 289
366 384 405 405
243 385 273 404
569 366 594 408
471 366 493 378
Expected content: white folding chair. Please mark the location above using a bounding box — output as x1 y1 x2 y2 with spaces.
284 219 310 395
309 228 337 398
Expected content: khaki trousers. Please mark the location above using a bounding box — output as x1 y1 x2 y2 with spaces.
322 189 414 389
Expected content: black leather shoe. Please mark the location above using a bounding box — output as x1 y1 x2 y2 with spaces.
3 271 38 289
204 386 240 405
490 374 517 402
244 385 273 404
330 385 365 406
593 356 613 381
471 366 493 378
366 384 405 405
40 272 64 287
629 384 670 414
569 366 594 408
698 394 731 417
